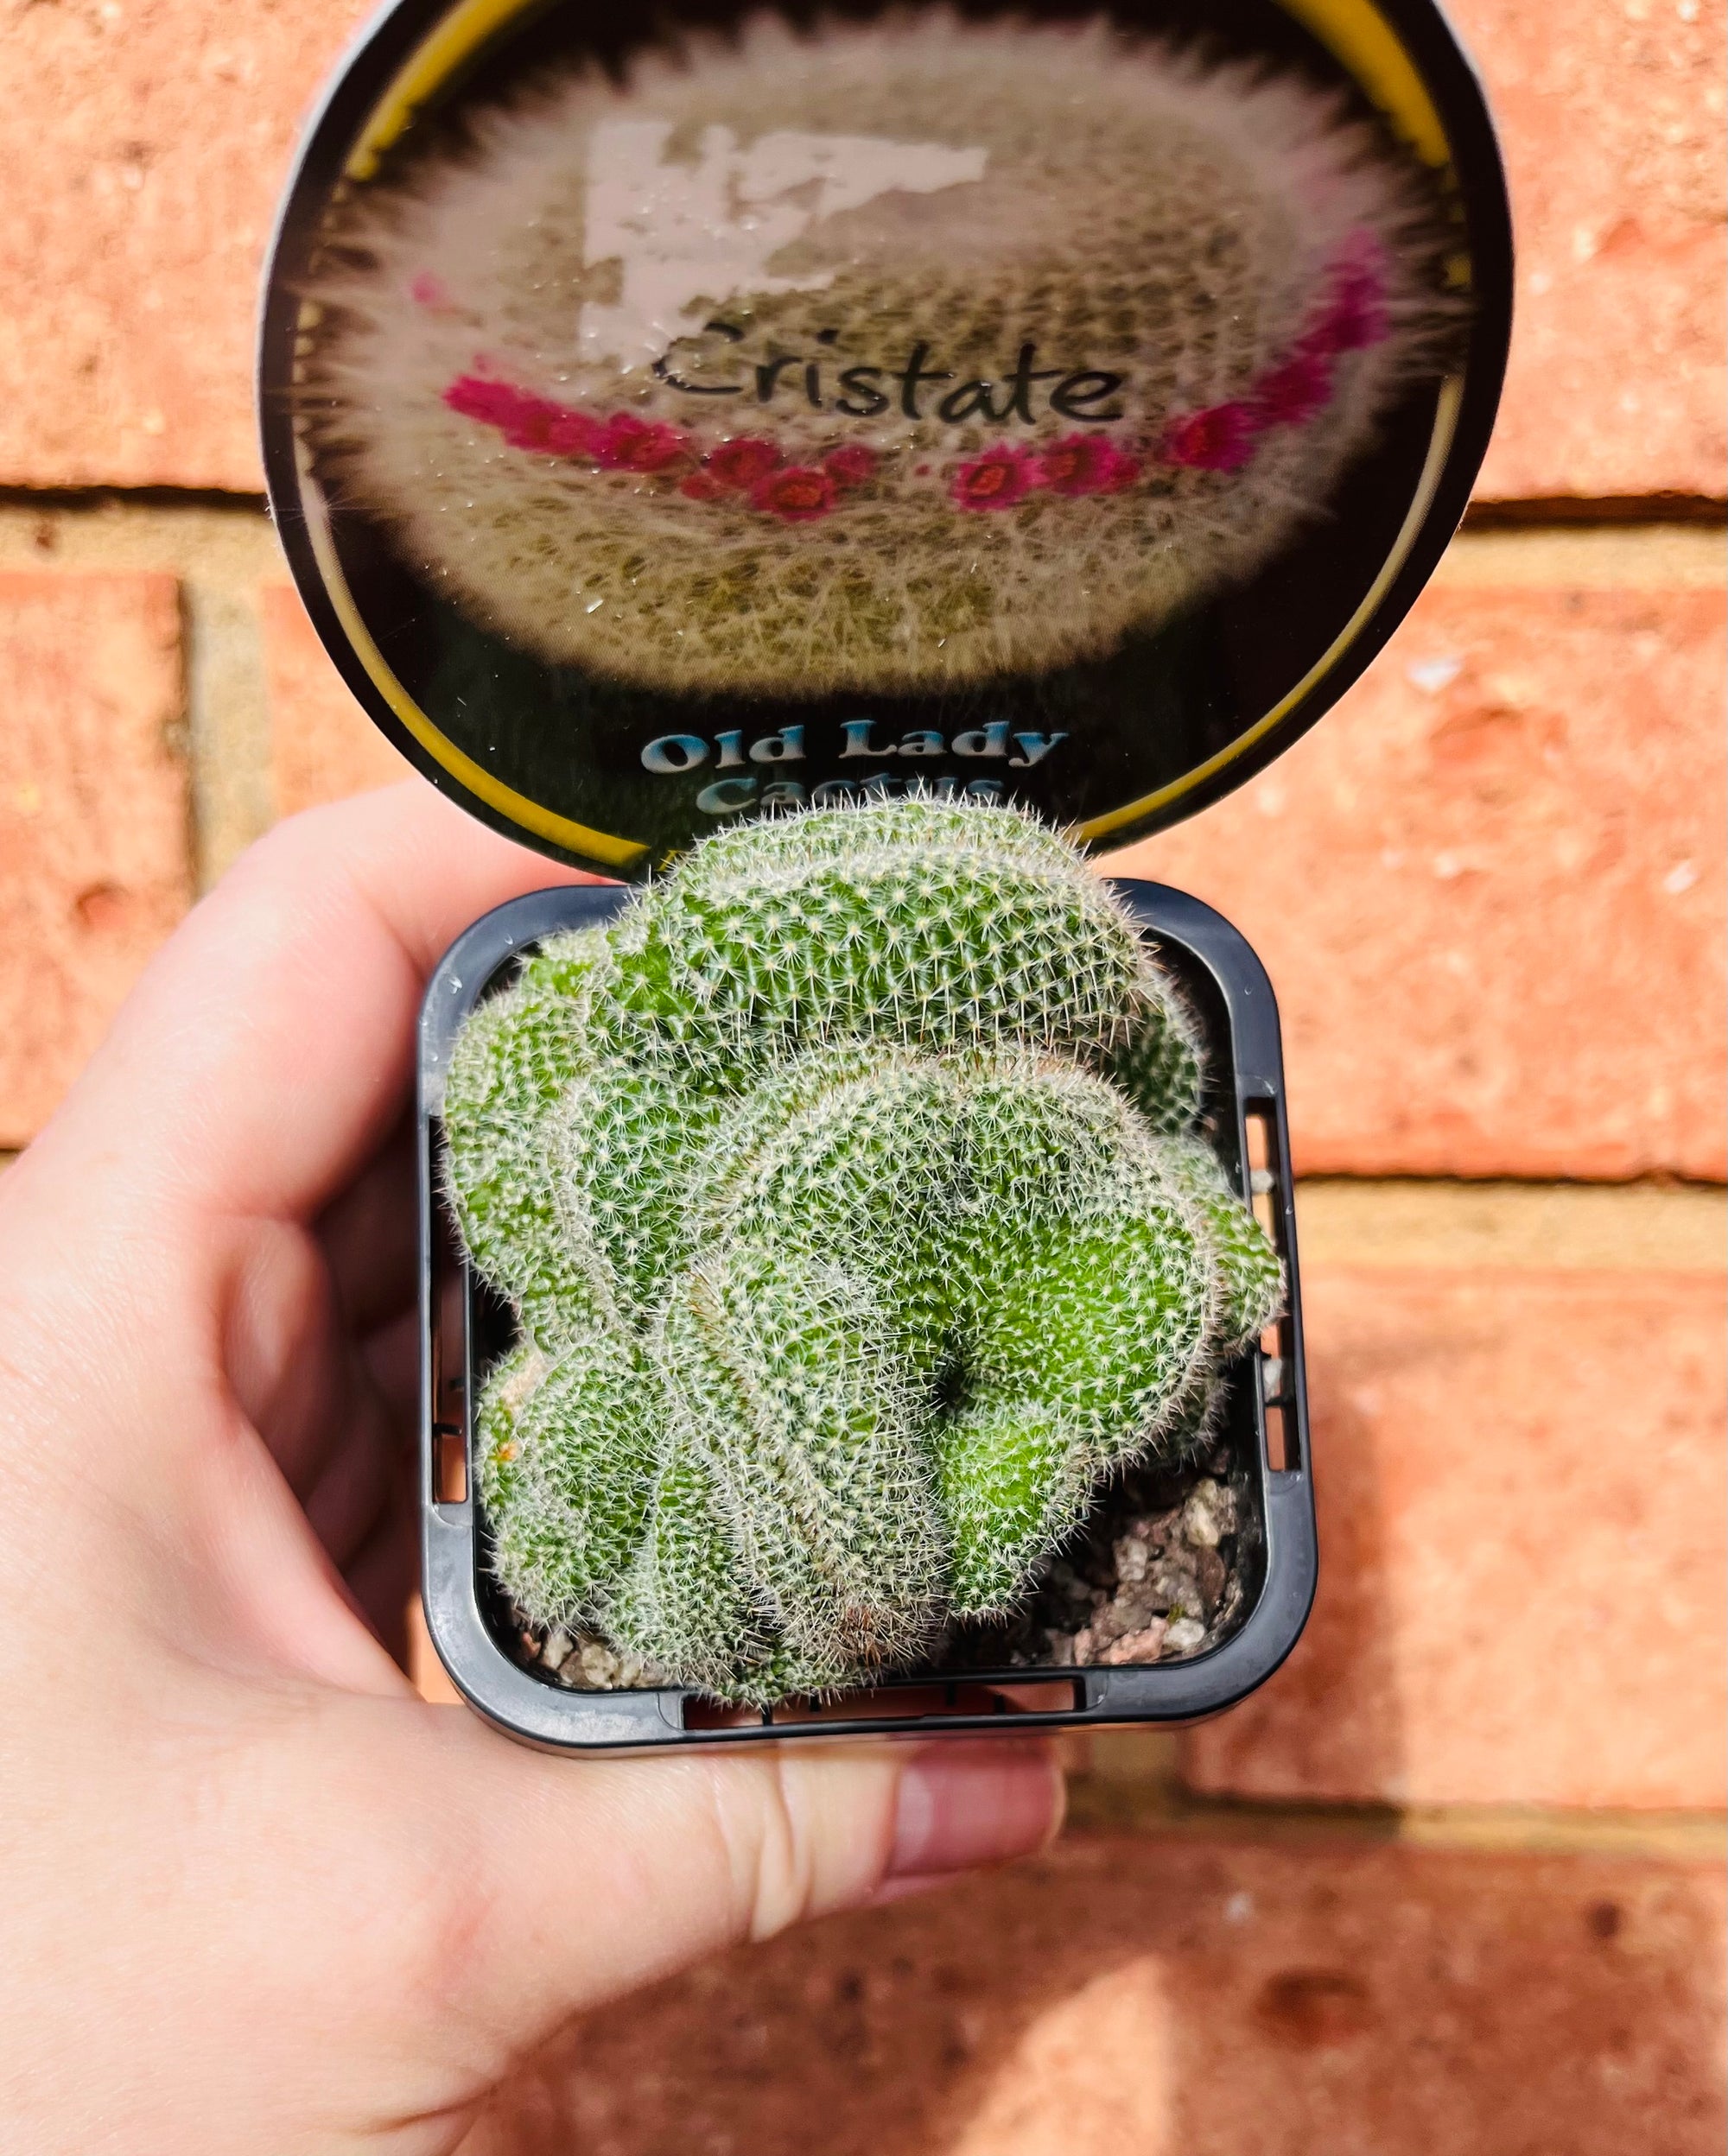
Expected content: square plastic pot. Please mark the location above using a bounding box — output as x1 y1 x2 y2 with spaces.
418 879 1315 1749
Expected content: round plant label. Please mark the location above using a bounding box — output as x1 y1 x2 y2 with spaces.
262 0 1511 875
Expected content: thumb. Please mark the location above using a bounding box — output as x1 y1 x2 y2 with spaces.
397 1709 1063 2065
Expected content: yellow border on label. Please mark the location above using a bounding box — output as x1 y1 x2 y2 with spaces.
1279 0 1450 164
346 0 536 179
345 0 1455 179
311 0 1464 859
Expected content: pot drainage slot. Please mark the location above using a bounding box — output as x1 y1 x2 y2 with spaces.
428 1117 474 1506
683 1678 1083 1731
1244 1099 1300 1474
433 1424 468 1505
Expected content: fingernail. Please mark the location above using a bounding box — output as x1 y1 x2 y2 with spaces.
887 1741 1064 1880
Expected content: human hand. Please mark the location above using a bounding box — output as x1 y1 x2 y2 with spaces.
0 783 1063 2154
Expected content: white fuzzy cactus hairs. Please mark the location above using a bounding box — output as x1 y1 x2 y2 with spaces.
442 799 1281 1703
305 10 1451 694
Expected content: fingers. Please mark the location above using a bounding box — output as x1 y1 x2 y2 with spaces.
301 1377 400 1564
874 1741 1069 1896
217 1210 410 1581
388 1722 1064 2079
340 1474 418 1666
359 1303 421 1437
220 1217 370 1500
317 1115 419 1341
23 781 602 1233
156 1703 1057 2140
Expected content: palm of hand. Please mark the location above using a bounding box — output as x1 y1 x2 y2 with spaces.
0 787 1058 2154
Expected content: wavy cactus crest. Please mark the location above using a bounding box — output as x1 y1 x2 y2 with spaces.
445 799 1281 1703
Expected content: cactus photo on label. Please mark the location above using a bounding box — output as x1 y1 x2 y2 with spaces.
441 799 1283 1704
305 10 1455 700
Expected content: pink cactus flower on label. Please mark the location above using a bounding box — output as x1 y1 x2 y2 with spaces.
1036 433 1140 496
1312 271 1388 354
511 402 603 456
443 374 536 430
444 377 609 458
1249 350 1334 428
704 436 784 489
1161 403 1259 473
1306 236 1392 356
678 470 728 501
750 465 837 523
951 444 1039 510
593 413 689 472
538 409 607 457
823 444 880 488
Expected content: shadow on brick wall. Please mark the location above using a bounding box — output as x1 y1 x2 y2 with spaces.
458 1835 1727 2156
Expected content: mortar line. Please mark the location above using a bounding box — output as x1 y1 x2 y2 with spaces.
1463 495 1727 529
0 485 268 514
1289 1179 1728 1202
0 481 1719 529
1064 1780 1728 1862
172 576 204 903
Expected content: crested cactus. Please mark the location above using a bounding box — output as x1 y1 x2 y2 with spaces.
443 800 1281 1702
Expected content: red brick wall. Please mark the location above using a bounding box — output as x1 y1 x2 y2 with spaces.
1 3 1722 2148
2 0 1720 497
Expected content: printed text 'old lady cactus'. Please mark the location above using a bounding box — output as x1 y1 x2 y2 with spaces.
442 800 1282 1702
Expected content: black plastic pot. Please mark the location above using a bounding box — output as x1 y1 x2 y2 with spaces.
418 879 1314 1749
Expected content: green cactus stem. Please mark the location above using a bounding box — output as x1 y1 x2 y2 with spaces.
444 798 1282 1701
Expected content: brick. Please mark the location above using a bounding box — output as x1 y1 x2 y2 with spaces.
0 572 191 1146
0 0 370 490
1181 1268 1727 1813
0 498 286 885
460 1837 1727 2156
260 582 414 817
1 1 1719 501
1114 558 1727 1180
1451 0 1727 501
